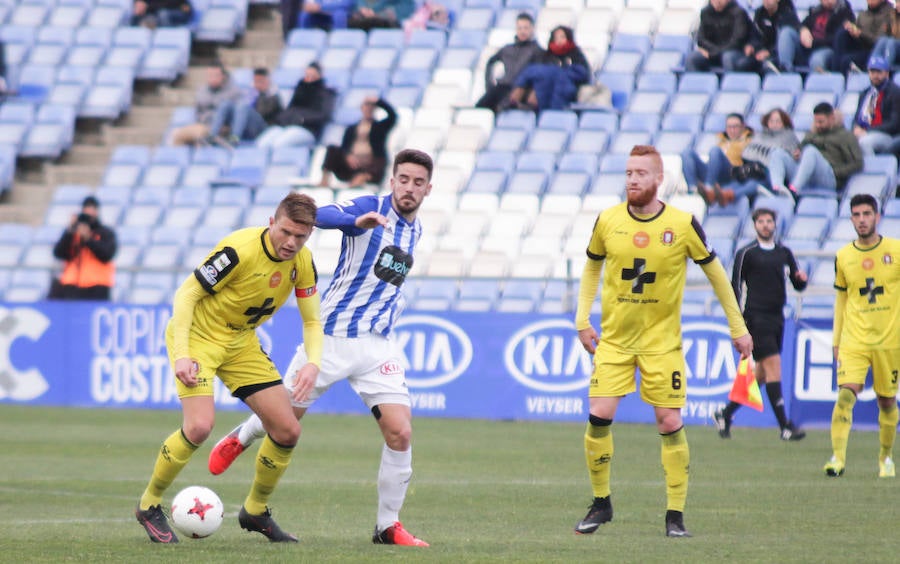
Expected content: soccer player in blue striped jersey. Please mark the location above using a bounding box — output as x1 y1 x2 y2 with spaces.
208 149 433 547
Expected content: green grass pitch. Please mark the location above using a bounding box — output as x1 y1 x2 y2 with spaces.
1 405 898 563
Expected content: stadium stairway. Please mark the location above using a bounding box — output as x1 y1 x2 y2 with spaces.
0 4 283 226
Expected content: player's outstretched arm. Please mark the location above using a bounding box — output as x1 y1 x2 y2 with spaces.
575 257 603 354
294 288 323 403
354 211 389 230
700 258 750 338
169 276 208 386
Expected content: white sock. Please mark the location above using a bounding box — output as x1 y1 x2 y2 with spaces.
376 444 412 532
237 413 266 446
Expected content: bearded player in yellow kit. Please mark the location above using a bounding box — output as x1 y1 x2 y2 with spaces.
135 192 324 543
573 145 753 538
825 193 900 479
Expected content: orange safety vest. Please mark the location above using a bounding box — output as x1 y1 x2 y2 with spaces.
58 232 115 288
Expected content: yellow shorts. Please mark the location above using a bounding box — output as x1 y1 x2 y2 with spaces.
836 347 900 398
166 330 281 399
590 342 687 408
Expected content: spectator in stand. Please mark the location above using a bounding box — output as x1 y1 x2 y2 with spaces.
853 55 900 155
319 96 397 188
170 63 244 146
681 113 754 207
130 0 193 29
256 62 336 149
348 0 415 31
0 40 7 99
768 102 863 199
719 108 801 203
686 0 755 72
779 0 856 72
747 0 801 74
508 25 590 112
299 0 355 31
207 68 283 147
476 12 543 115
869 1 900 65
831 0 892 73
50 196 117 301
281 0 303 39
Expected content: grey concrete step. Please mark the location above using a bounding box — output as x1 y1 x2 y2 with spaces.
104 125 166 146
46 164 105 187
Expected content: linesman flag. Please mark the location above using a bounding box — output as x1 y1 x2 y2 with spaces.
728 357 763 411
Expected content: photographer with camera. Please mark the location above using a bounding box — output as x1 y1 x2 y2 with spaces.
51 196 117 301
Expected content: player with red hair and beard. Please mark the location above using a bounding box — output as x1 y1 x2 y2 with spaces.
573 145 753 537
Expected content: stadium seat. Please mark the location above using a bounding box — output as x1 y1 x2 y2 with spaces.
20 104 76 159
567 129 610 154
762 73 803 95
668 92 712 115
678 72 719 94
140 28 192 82
803 72 845 96
28 26 74 67
720 72 761 94
635 72 678 94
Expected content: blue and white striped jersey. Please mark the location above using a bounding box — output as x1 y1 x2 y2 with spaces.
316 194 421 337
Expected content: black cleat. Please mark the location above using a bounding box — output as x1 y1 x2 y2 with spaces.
574 496 613 534
238 506 298 542
780 423 806 441
713 408 731 439
665 510 692 538
135 504 179 544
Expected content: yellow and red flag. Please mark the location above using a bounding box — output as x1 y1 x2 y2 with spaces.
728 357 763 411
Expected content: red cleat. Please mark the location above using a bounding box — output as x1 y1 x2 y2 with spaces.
208 429 245 475
372 521 429 547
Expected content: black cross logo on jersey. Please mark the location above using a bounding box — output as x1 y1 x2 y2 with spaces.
244 297 275 324
621 258 656 294
859 277 884 304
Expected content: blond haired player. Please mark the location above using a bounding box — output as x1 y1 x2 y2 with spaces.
825 193 900 479
573 145 752 537
135 193 323 543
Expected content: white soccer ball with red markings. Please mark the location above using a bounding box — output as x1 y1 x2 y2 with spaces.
171 486 224 539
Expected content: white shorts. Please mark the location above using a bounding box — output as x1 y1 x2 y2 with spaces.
284 333 410 409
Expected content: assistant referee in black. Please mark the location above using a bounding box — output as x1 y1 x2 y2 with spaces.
714 208 809 440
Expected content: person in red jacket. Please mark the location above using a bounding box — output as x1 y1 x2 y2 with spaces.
51 196 117 301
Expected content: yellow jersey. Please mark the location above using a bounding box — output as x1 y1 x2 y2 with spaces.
834 236 900 350
183 227 318 347
584 202 715 354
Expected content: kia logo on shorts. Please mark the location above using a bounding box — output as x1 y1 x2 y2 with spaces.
394 315 472 388
503 319 592 393
682 321 740 396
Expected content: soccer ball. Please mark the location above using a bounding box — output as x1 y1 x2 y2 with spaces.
170 486 224 539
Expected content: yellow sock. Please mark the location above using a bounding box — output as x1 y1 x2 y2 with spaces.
660 427 689 512
879 403 898 461
139 429 198 510
831 388 856 464
584 422 613 499
244 435 295 515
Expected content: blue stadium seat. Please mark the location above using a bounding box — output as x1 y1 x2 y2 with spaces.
82 67 134 119
133 185 173 206
496 109 537 131
51 184 93 206
328 28 367 49
558 153 598 175
195 0 246 44
16 64 55 104
10 3 50 27
661 113 702 133
762 72 803 95
448 29 487 49
845 71 871 93
408 29 447 50
627 91 670 114
515 151 556 174
609 131 652 154
20 104 76 159
287 27 328 50
804 72 845 96
642 49 684 73
86 4 126 28
485 128 529 152
0 102 36 151
678 72 719 94
465 170 508 194
438 47 479 69
140 27 192 82
367 28 404 48
794 91 836 118
654 131 695 154
720 72 761 94
396 47 439 71
454 279 500 311
611 33 652 56
596 72 635 111
320 46 360 71
28 26 74 66
526 129 570 154
385 86 422 108
141 162 184 188
505 171 548 195
578 111 618 132
751 91 796 116
48 4 88 28
883 198 900 217
619 112 661 133
635 72 678 94
350 66 391 89
602 51 643 74
668 91 712 115
654 34 692 54
567 130 610 153
703 215 741 239
546 171 590 196
357 46 400 71
66 27 112 67
106 26 151 72
709 91 753 116
455 6 496 30
475 150 516 173
796 195 838 218
785 216 830 243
